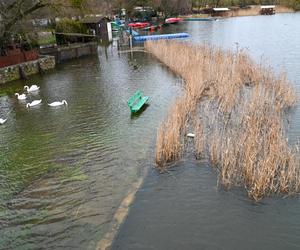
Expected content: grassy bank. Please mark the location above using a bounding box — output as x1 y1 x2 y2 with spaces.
145 40 299 201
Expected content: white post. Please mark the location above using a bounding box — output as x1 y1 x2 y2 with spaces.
107 22 112 42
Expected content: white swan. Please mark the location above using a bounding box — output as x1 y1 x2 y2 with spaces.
48 100 68 107
0 118 7 125
15 93 27 100
24 85 40 92
26 99 42 108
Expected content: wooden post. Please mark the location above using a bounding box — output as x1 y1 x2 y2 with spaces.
129 35 133 59
129 35 133 51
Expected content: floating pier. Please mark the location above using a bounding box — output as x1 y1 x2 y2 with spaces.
184 18 217 21
133 33 189 42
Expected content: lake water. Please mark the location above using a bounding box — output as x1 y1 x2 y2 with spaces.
113 13 300 250
166 13 300 140
0 48 181 249
0 13 300 250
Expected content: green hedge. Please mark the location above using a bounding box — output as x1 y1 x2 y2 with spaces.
56 18 88 34
55 18 90 45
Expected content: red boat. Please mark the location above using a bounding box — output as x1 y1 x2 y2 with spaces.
143 25 162 32
128 22 150 29
165 18 182 24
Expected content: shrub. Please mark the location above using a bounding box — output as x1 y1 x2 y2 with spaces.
55 18 89 44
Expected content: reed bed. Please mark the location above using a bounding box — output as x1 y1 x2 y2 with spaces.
145 40 298 201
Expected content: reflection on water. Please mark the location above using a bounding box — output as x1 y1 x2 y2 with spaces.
0 47 181 249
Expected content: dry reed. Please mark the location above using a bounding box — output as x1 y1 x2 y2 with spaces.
146 40 298 201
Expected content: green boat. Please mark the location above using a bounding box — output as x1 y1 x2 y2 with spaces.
111 22 121 31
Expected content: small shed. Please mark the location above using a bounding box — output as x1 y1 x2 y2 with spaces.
212 8 230 17
81 15 110 38
260 5 275 15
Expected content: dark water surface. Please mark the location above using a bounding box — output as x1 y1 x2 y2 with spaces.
0 47 181 249
113 13 300 250
114 159 300 250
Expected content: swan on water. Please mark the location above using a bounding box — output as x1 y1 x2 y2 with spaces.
15 93 27 100
48 100 68 107
26 99 42 108
0 118 7 125
24 85 40 92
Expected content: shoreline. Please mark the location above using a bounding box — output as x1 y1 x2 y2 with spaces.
181 5 295 19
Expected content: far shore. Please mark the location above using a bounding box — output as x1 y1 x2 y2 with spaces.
181 5 295 19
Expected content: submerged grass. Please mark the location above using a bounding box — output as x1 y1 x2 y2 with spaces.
145 40 298 201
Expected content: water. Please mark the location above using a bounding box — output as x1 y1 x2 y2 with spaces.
0 47 181 249
114 159 300 250
166 13 300 140
1 13 300 250
113 13 300 249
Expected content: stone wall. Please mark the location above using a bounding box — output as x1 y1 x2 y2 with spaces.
0 55 55 84
40 42 98 64
0 43 96 84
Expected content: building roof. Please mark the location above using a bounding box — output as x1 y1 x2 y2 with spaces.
81 15 106 24
213 8 230 11
261 5 275 9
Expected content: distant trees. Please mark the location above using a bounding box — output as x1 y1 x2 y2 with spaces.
112 0 192 16
154 0 192 15
191 0 299 8
278 0 300 10
0 0 299 53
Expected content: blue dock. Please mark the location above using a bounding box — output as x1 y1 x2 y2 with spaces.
184 18 217 21
133 33 190 42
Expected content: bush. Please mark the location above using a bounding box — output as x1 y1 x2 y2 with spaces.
55 18 89 45
56 18 87 34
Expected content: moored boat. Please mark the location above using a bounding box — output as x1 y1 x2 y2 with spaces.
165 17 183 24
128 22 150 29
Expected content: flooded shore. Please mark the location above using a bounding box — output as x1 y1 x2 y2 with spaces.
0 13 300 249
113 158 300 250
113 13 300 249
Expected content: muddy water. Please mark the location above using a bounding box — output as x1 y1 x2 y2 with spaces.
113 13 300 250
0 46 181 249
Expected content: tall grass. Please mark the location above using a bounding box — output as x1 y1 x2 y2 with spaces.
146 40 298 201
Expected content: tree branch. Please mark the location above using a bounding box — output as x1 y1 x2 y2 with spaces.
4 1 49 34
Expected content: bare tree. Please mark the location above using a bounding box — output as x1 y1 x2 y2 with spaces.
0 0 84 53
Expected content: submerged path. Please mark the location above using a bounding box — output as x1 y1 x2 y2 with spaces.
112 158 300 250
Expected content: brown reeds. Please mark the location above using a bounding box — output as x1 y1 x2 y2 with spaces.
146 40 298 201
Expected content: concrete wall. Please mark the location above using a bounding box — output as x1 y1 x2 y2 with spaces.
40 42 98 64
0 55 55 84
